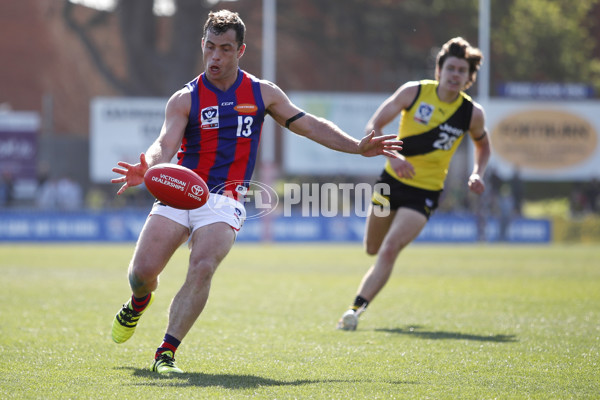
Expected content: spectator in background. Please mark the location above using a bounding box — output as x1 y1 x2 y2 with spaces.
36 175 58 210
55 176 83 210
0 170 14 207
510 167 523 216
36 167 56 210
36 175 83 210
584 178 599 214
498 183 515 241
86 185 109 210
487 167 503 199
569 183 587 217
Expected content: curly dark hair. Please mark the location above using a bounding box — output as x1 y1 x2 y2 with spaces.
435 37 483 90
203 10 246 49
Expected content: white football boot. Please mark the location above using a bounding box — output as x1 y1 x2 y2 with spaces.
336 305 366 331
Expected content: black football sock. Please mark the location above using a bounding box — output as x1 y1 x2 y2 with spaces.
351 296 369 311
351 295 369 312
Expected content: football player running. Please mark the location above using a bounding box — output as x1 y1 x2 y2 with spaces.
337 37 491 331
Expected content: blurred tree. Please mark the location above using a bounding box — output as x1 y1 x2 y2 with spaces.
61 0 600 97
63 0 210 96
491 0 600 94
277 0 480 92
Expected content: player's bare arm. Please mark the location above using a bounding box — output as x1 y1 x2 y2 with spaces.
368 82 420 178
366 81 419 135
111 89 190 195
467 102 491 195
260 80 402 158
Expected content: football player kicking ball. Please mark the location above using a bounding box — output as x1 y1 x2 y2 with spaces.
110 10 402 374
337 37 491 331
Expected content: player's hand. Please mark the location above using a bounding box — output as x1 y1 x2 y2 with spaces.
390 156 415 179
358 131 403 158
111 153 149 195
468 173 485 195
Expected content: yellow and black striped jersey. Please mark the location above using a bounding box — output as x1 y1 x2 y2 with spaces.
385 80 474 191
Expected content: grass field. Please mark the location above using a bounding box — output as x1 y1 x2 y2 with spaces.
1 243 598 399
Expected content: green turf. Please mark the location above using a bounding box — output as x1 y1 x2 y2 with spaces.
1 243 598 399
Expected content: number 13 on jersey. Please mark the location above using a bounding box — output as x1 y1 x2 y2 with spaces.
236 116 254 137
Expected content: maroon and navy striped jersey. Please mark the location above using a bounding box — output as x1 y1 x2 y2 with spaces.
177 69 265 201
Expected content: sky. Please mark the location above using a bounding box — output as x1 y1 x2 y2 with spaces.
68 0 242 15
69 0 175 16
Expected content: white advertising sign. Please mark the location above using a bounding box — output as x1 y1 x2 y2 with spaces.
284 92 400 175
90 97 167 183
91 96 600 183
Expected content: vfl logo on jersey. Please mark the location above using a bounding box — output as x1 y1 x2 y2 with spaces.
201 106 219 129
414 102 435 125
235 185 248 195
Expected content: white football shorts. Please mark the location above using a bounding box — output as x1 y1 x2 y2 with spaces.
149 193 246 237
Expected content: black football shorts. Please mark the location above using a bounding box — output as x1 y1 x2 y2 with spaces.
372 170 442 219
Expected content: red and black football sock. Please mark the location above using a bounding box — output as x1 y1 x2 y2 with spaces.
351 295 369 312
130 293 151 313
155 333 181 359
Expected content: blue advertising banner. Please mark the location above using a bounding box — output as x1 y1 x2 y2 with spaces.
0 211 551 243
0 210 147 242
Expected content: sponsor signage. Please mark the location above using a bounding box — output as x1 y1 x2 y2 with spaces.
0 112 39 180
497 82 594 100
0 211 551 243
89 96 600 181
90 97 167 183
284 92 400 175
491 109 596 170
485 100 600 180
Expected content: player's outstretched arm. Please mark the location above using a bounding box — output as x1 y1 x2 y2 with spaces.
262 81 402 157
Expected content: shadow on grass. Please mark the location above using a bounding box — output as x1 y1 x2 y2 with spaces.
117 367 417 388
375 325 518 343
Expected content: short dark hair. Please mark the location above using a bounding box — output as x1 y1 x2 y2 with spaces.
435 37 483 90
203 10 246 49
